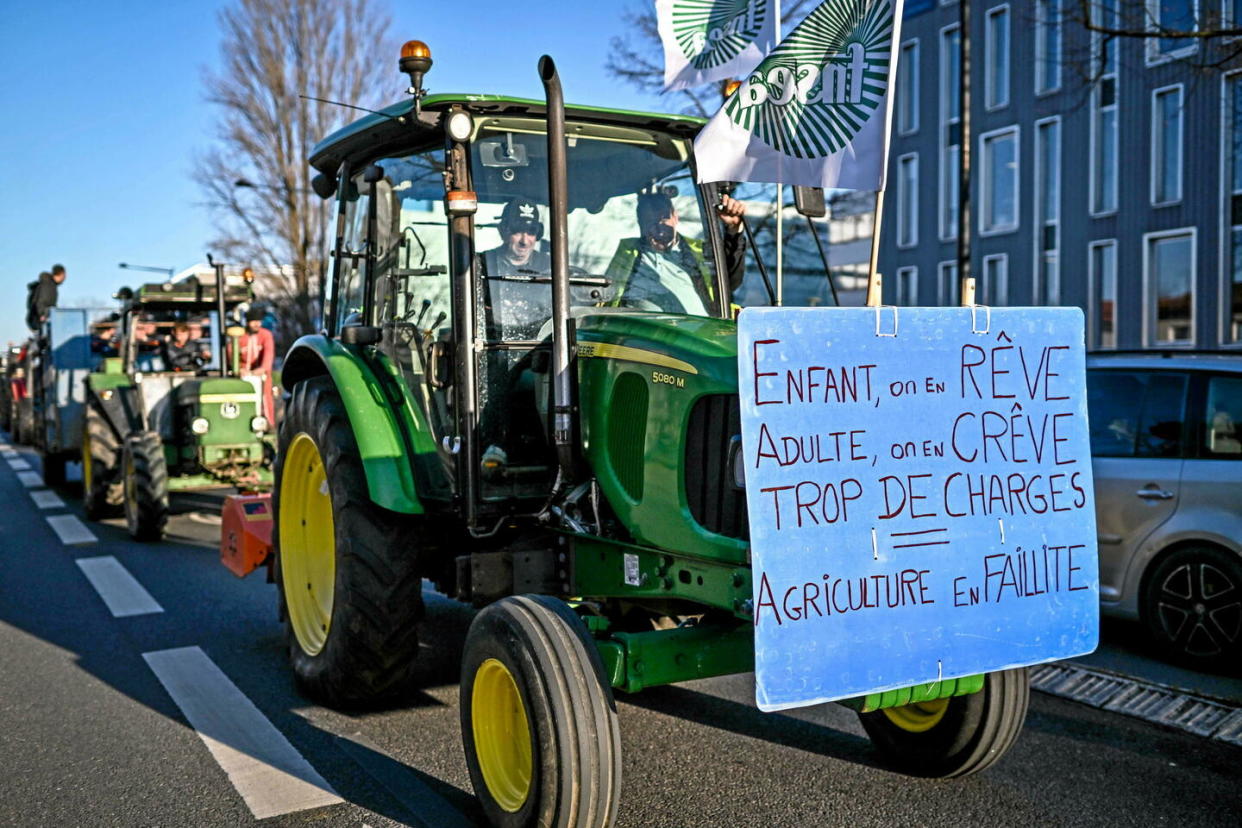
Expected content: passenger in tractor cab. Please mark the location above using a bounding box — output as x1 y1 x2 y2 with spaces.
605 190 747 315
90 318 119 358
161 323 211 372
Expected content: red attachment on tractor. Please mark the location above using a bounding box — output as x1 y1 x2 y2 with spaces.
221 493 273 577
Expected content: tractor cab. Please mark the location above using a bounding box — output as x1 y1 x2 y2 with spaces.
305 87 740 520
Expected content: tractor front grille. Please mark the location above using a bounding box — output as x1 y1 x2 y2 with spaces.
684 395 748 540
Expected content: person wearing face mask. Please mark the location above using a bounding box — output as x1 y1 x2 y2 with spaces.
604 190 746 315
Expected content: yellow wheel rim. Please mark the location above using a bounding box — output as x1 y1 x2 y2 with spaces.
472 658 532 813
81 429 93 493
882 697 951 732
279 432 336 656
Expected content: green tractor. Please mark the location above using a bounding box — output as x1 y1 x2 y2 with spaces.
259 45 1030 827
84 269 273 539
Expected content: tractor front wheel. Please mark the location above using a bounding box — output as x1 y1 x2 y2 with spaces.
461 595 622 828
122 431 169 541
82 405 123 519
274 377 424 706
858 667 1029 778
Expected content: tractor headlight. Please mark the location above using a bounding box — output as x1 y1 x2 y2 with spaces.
191 417 210 435
250 415 269 433
446 111 474 142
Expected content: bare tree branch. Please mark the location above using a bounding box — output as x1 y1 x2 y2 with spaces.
195 0 396 347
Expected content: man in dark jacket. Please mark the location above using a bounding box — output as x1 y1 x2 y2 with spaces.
26 265 66 331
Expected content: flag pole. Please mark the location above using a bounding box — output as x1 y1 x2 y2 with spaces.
774 0 783 306
866 0 905 308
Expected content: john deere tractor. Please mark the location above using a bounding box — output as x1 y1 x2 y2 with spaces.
251 44 1031 827
84 269 273 539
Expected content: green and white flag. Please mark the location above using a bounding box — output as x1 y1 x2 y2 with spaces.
658 0 777 91
694 0 904 191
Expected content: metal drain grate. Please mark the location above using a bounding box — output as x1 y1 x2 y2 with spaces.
1030 663 1242 748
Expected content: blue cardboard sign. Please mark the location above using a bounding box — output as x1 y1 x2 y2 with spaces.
737 307 1099 711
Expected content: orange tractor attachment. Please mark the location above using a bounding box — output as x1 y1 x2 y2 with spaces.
221 493 273 577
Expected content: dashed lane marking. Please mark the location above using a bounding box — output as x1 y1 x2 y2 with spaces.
6 457 31 470
75 556 162 616
143 647 344 819
17 471 43 488
30 489 65 509
46 514 97 545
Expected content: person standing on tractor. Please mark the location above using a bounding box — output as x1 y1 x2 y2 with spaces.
161 322 211 372
26 265 66 332
605 191 746 314
231 306 275 428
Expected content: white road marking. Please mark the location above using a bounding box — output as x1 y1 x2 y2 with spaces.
143 647 343 819
75 556 162 616
30 489 65 509
47 514 97 545
17 471 43 487
6 457 31 470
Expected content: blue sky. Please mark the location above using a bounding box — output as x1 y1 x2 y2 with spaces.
0 1 665 345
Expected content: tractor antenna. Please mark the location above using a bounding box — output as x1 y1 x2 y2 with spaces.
298 95 404 123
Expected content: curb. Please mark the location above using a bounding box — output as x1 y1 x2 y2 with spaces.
1031 662 1242 747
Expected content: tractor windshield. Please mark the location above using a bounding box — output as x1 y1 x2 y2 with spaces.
470 117 721 335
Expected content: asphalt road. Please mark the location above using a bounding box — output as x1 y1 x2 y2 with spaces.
0 435 1238 828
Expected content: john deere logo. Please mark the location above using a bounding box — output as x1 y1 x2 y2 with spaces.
674 0 768 70
726 0 893 159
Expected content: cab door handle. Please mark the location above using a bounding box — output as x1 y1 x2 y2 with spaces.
1135 488 1174 500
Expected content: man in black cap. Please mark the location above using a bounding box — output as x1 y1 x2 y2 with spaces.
481 196 551 278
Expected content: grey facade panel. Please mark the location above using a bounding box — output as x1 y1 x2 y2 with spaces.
878 1 1235 350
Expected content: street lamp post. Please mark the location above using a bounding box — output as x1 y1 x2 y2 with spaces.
118 262 175 280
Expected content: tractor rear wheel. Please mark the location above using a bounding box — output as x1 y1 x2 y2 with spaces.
274 376 423 706
857 667 1029 778
461 595 622 828
122 431 169 541
83 405 123 519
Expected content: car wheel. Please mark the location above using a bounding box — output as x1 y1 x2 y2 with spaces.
1142 545 1242 669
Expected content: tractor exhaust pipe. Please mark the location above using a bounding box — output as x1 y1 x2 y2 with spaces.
539 55 578 485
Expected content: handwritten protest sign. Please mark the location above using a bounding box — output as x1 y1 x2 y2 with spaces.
737 307 1099 711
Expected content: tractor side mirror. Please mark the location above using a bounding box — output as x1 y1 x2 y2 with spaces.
793 186 827 218
340 325 382 346
311 173 337 199
428 340 453 389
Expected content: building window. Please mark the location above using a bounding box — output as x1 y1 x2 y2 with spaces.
1147 0 1199 63
985 5 1010 110
1035 0 1061 94
1152 85 1183 205
1035 117 1061 305
980 127 1019 235
1091 0 1119 215
981 254 1008 305
1224 71 1242 345
897 154 919 248
1089 240 1118 349
938 261 958 306
898 40 919 135
1144 229 1196 345
939 24 961 240
896 267 919 305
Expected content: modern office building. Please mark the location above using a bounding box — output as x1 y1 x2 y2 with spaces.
878 0 1242 350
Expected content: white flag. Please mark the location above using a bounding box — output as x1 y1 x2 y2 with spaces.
693 0 904 190
658 0 777 92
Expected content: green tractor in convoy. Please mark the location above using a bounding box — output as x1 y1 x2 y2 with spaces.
257 44 1030 827
84 268 273 539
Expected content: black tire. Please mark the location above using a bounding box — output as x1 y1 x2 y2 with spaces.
83 405 123 519
41 451 66 486
858 667 1029 779
274 376 424 706
122 431 169 541
461 595 622 828
1142 545 1242 670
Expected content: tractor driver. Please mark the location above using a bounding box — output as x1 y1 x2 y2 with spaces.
604 190 747 315
478 196 553 341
